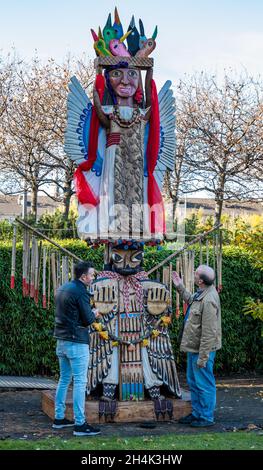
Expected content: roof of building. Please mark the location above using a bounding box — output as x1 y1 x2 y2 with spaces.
0 195 60 221
0 195 262 221
180 198 263 217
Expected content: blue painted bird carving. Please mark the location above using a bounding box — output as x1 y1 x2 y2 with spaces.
139 19 147 49
126 15 140 56
113 7 124 39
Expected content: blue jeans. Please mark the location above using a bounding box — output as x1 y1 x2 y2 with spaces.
55 340 89 426
187 351 216 423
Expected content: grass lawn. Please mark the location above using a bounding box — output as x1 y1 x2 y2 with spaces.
0 432 262 450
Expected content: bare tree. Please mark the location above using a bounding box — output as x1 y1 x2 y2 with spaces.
167 72 263 223
24 55 95 220
164 104 195 218
0 54 94 221
0 54 18 119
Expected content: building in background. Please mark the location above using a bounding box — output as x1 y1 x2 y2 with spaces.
0 195 60 222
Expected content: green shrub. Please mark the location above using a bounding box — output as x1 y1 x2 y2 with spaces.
36 209 78 239
243 298 263 337
0 241 262 376
214 246 263 372
0 240 104 376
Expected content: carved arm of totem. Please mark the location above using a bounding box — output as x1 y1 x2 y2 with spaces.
93 87 110 129
144 67 153 121
93 279 118 314
142 281 170 316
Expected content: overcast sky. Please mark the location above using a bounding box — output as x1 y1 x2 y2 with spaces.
1 0 263 88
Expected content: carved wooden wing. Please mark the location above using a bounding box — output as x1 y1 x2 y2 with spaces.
144 312 182 398
87 311 115 394
64 75 106 176
154 80 176 189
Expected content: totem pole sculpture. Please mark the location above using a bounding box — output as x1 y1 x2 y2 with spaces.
65 8 181 420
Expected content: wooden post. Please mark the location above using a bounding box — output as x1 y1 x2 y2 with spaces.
62 256 69 284
188 251 192 292
51 252 57 296
62 256 65 285
213 233 216 274
103 244 110 267
34 241 42 305
71 258 75 280
179 255 186 316
169 262 173 308
199 239 203 265
175 258 180 319
185 251 189 292
206 239 209 266
215 233 219 290
118 280 123 401
47 251 51 309
38 242 43 299
189 251 194 294
22 228 27 295
57 252 61 289
147 224 222 275
25 232 31 296
10 224 17 289
162 266 169 287
218 231 223 292
15 218 83 263
42 247 47 309
30 237 35 298
22 185 28 219
192 250 195 293
65 256 69 283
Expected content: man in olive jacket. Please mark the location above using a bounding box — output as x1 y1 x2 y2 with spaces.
172 265 221 427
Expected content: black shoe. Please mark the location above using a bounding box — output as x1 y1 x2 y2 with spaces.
73 422 101 436
52 418 74 429
178 413 199 424
190 418 215 427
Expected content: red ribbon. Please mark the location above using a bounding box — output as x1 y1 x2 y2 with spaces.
146 79 165 235
74 74 105 206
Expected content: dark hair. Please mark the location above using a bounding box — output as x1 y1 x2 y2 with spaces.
74 261 94 279
199 272 215 286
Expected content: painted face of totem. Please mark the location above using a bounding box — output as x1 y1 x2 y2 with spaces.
110 248 144 276
109 68 139 98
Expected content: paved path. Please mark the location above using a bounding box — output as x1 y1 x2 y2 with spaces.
0 376 57 389
0 376 262 439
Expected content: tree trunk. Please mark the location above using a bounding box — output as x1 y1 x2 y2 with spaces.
172 194 179 222
22 183 28 220
31 185 38 222
215 198 223 225
55 170 60 198
164 171 180 226
62 178 72 222
214 175 225 225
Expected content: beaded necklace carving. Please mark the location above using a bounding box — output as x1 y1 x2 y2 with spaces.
112 105 141 128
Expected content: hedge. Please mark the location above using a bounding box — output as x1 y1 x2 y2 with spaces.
0 240 262 376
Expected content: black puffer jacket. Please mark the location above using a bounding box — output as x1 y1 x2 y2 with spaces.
54 279 95 344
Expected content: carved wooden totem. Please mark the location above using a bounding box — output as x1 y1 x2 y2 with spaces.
64 8 180 419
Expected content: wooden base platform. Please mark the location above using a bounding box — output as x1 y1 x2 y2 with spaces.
42 390 191 423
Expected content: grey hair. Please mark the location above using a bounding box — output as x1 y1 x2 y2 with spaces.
197 265 215 286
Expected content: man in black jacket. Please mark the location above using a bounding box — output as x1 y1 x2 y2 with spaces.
52 261 101 436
